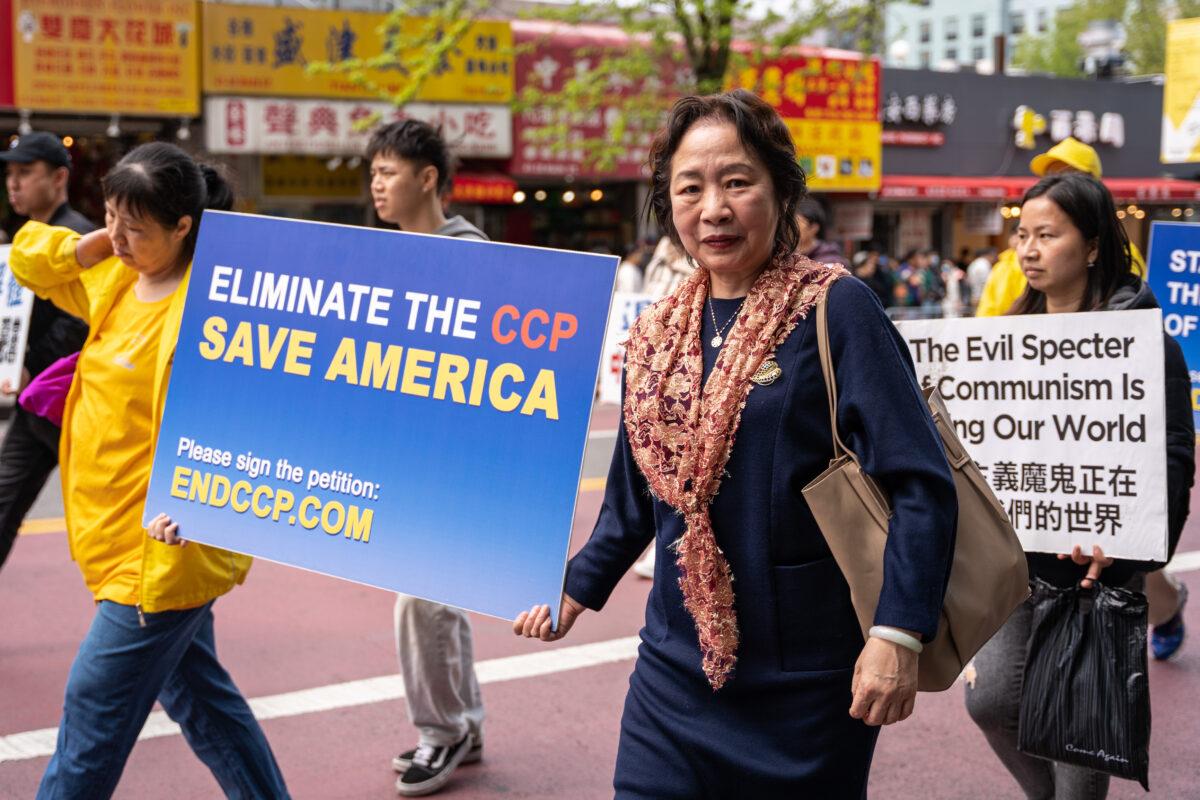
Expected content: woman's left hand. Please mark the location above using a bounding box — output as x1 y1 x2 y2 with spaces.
849 635 919 726
147 512 187 547
1057 544 1113 589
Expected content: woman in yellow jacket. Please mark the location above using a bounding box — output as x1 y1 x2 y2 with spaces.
11 142 289 799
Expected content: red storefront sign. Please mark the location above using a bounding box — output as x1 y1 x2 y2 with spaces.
744 53 879 122
881 130 945 147
879 175 1200 201
0 0 14 108
510 20 673 180
451 174 517 205
733 50 880 191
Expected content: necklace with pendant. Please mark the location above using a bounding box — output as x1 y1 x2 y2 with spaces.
708 297 743 348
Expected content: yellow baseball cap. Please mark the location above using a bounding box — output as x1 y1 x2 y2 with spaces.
1030 137 1102 178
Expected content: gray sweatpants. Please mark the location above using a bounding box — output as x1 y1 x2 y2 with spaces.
394 595 485 749
964 597 1110 800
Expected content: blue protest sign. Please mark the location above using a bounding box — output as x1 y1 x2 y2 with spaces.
145 212 618 623
1146 220 1200 427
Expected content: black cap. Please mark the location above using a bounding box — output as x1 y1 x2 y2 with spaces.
0 132 71 170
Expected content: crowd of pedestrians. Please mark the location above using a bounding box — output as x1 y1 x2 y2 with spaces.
0 91 1193 800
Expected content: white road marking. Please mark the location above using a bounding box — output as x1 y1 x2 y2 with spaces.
1167 549 1200 575
4 549 1196 764
0 636 640 763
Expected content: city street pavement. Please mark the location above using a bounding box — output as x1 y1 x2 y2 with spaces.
1 405 1198 799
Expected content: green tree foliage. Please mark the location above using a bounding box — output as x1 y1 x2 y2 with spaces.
517 0 898 172
306 0 900 172
307 0 496 127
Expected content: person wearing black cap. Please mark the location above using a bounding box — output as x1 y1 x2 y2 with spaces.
0 132 93 573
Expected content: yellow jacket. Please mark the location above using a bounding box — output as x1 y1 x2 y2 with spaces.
11 222 251 612
976 242 1147 317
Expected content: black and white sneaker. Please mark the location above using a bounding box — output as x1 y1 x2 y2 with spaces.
392 735 482 773
395 734 473 796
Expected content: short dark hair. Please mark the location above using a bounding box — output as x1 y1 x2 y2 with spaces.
647 89 806 261
366 119 454 195
101 142 233 261
1010 173 1130 315
795 197 827 234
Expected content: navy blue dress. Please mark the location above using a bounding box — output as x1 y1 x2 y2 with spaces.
565 278 958 799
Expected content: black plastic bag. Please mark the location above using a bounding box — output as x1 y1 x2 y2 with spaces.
1017 578 1150 791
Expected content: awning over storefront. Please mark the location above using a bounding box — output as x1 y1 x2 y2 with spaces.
878 175 1200 202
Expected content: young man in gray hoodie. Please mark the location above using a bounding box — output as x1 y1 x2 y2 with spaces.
366 120 486 797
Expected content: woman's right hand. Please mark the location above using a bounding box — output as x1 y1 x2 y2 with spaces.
513 594 585 642
75 228 114 269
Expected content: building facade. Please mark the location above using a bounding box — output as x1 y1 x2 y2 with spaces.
884 0 1076 70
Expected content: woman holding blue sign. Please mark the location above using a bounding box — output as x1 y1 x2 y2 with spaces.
10 143 290 799
514 90 958 798
965 172 1194 799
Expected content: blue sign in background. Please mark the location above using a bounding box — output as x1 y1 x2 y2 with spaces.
1146 220 1200 428
145 212 617 623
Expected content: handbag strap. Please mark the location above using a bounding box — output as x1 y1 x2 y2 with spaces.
814 292 861 466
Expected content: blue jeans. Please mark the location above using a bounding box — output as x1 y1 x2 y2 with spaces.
38 600 289 799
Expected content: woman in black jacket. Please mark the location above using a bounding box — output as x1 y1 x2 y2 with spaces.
965 172 1194 799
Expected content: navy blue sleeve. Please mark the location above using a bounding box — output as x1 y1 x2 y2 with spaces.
825 278 958 641
563 398 656 611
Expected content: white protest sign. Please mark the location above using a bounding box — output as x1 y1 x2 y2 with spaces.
897 310 1168 561
598 292 654 404
0 245 35 395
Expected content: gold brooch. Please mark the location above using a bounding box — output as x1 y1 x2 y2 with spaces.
751 360 782 386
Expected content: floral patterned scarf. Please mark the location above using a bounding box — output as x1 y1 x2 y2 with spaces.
623 253 847 689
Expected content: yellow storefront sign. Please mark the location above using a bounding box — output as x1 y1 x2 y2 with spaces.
1162 17 1200 164
786 119 882 192
261 155 363 198
202 4 512 103
13 0 199 115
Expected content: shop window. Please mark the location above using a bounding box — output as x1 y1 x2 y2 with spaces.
945 17 959 41
919 21 931 44
971 14 985 38
1011 12 1025 35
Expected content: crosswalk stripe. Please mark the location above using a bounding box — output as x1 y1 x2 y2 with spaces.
1167 550 1200 574
0 635 641 763
17 517 66 536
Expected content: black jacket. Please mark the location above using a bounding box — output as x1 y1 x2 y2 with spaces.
23 204 92 377
1027 276 1195 587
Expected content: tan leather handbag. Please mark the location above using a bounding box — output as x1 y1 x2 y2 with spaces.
801 293 1029 691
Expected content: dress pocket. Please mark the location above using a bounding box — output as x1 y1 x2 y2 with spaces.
774 557 864 672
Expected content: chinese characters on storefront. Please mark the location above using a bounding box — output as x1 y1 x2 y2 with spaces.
734 53 881 192
1012 105 1125 150
881 91 955 147
12 0 198 114
201 4 512 104
897 311 1169 561
206 97 512 158
510 25 671 179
